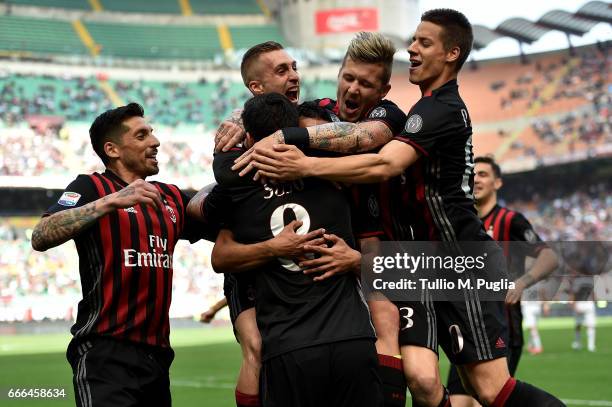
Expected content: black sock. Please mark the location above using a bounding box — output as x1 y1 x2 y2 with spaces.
492 378 565 407
377 354 407 407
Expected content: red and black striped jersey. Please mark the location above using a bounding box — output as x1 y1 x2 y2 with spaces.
45 170 204 348
396 79 488 242
481 204 546 278
481 203 546 347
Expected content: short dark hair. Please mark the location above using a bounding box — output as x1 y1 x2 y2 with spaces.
475 156 502 178
240 41 284 86
242 93 299 141
298 101 331 121
89 102 144 165
421 9 473 72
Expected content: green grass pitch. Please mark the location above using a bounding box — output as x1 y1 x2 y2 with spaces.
0 317 610 406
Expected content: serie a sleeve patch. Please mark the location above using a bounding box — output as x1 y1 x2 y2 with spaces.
57 192 82 207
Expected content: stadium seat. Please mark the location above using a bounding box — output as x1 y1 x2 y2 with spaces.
0 15 87 56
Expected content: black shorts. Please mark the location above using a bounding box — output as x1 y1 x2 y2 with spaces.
447 345 522 395
66 336 174 407
260 339 383 407
397 293 508 365
396 298 438 351
224 272 256 325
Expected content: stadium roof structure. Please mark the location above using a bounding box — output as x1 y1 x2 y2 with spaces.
472 1 611 51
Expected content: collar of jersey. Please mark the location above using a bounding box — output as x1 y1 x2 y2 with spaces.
481 203 501 221
428 79 458 97
103 169 129 187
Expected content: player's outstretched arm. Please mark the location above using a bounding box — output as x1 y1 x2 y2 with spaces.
32 179 163 252
232 121 393 171
211 221 326 274
303 120 393 153
247 140 419 183
214 109 246 153
301 234 361 282
506 248 559 305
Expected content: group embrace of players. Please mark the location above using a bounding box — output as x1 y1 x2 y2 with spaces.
32 7 567 407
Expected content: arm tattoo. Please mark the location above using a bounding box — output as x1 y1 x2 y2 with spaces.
227 109 245 131
31 198 108 251
117 186 134 198
309 121 393 153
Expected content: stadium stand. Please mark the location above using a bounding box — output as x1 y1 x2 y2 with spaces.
0 73 112 125
0 17 286 61
5 0 90 10
5 0 263 15
97 0 181 14
0 220 224 322
229 24 285 49
0 71 337 129
190 0 262 15
84 22 222 60
508 182 611 241
0 15 88 56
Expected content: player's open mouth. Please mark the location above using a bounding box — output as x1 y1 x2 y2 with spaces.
410 59 422 71
344 99 360 114
146 152 158 164
285 89 299 102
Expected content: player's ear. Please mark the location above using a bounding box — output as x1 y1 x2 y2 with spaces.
245 132 255 147
248 80 263 95
494 177 503 191
104 140 121 160
446 45 460 65
380 83 391 99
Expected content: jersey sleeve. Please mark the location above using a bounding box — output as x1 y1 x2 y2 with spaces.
349 185 385 239
176 188 221 243
395 98 461 157
510 212 547 257
44 174 99 216
202 184 234 230
362 99 406 136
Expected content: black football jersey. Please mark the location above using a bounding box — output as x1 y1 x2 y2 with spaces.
395 79 488 242
208 149 375 360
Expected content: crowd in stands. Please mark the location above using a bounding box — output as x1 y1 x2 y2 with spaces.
0 221 224 322
0 126 215 188
506 182 611 241
496 45 609 113
1 71 338 131
0 72 114 126
491 45 611 157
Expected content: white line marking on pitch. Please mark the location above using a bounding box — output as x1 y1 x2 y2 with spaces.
562 400 612 406
172 379 234 389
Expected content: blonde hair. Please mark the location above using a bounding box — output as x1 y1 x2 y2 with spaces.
343 32 396 85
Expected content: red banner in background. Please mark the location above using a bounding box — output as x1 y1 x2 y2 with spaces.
315 8 378 34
